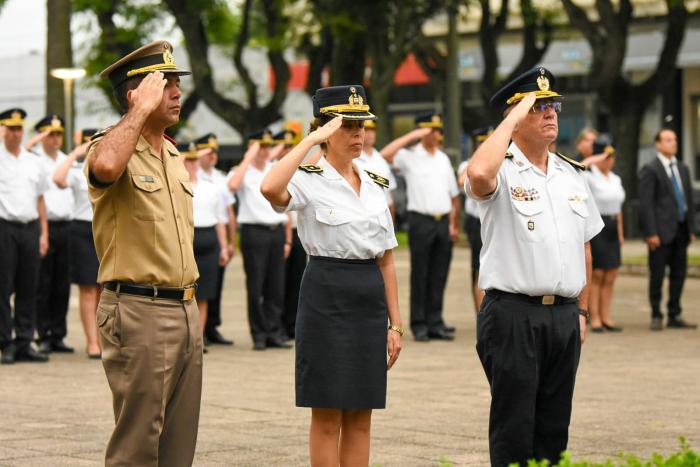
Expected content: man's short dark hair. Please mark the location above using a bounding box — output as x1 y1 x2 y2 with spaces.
113 75 145 115
654 128 676 143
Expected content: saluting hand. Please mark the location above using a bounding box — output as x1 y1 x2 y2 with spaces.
507 92 538 124
387 329 402 370
128 71 167 116
410 127 433 140
243 142 261 162
25 130 51 151
307 116 343 146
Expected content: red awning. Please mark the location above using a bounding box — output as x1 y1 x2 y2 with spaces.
393 53 430 86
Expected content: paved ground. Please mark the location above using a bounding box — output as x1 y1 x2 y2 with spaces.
1 243 699 466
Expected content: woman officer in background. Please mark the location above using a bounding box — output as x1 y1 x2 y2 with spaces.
261 85 402 467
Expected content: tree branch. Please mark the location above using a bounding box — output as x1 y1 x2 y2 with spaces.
232 0 257 111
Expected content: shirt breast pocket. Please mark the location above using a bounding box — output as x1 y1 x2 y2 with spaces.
565 194 589 243
131 174 165 221
180 179 194 227
511 199 546 243
314 207 354 251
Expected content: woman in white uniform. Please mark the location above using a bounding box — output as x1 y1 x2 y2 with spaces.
179 142 230 344
261 85 402 467
52 129 100 358
585 140 625 332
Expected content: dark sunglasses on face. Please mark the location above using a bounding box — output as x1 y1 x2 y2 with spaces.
531 101 562 113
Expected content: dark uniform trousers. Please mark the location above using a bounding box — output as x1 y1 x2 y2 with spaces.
283 228 307 337
476 293 581 467
407 212 453 335
0 219 40 350
648 220 689 319
97 289 202 467
37 220 72 343
204 265 226 335
240 224 286 344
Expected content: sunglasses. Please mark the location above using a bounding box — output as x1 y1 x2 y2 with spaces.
531 101 562 113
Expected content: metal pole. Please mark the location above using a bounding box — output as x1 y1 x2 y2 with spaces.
445 2 462 167
63 78 73 152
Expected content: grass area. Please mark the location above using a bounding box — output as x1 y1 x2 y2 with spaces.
624 255 700 266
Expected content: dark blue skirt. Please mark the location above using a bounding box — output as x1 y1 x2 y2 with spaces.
296 256 388 409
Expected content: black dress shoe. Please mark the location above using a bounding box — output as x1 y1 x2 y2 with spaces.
428 329 455 341
413 332 429 342
443 325 456 333
38 341 53 354
266 337 292 349
667 318 698 329
591 326 604 333
253 341 266 351
650 317 663 331
1 344 16 364
15 346 49 363
602 323 623 332
206 329 234 346
51 340 75 353
87 352 102 360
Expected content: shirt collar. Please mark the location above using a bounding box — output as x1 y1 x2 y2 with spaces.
319 155 372 185
657 152 677 168
508 143 533 172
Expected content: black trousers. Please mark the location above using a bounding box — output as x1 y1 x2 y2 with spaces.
240 224 285 343
37 220 72 342
476 293 581 467
204 265 226 335
283 229 307 337
0 219 40 350
648 222 689 319
407 212 453 335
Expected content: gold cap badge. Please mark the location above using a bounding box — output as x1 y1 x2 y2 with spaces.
537 68 550 91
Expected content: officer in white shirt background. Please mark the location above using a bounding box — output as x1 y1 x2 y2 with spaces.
466 67 603 467
0 108 50 364
381 113 460 341
27 115 76 354
195 133 237 346
457 128 491 314
272 127 307 339
355 119 398 217
228 129 292 350
52 128 103 359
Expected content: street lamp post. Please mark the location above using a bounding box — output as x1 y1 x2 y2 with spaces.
49 67 86 152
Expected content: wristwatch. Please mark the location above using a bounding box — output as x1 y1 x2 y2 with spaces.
578 309 590 320
388 324 404 336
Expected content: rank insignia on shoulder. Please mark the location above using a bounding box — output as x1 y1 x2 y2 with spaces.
298 164 323 173
364 170 389 188
505 152 514 159
555 152 586 171
89 127 111 142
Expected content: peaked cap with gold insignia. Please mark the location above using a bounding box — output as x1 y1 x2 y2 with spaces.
176 141 199 160
273 128 299 147
248 129 275 146
34 114 65 133
100 40 191 89
415 112 443 129
313 85 376 121
195 133 219 151
78 128 99 144
0 108 27 127
490 66 562 113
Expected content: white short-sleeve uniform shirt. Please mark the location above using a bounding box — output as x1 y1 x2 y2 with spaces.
584 166 625 216
66 160 93 222
231 161 288 226
0 145 49 223
192 178 227 228
394 144 459 216
34 147 74 221
465 142 604 298
356 148 397 205
199 167 235 222
278 157 398 260
458 160 479 217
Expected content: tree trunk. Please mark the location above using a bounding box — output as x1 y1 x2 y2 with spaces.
370 85 391 148
46 0 73 126
329 33 365 85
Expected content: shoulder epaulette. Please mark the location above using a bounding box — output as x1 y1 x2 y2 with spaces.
298 164 323 174
364 169 389 188
89 126 112 142
555 151 586 171
163 134 176 145
505 152 514 159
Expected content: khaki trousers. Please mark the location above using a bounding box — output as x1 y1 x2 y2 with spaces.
97 289 203 467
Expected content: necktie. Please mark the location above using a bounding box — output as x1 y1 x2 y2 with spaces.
670 162 686 222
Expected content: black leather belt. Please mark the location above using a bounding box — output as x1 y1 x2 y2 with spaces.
487 289 578 306
409 211 449 222
103 282 197 301
0 218 38 228
242 223 283 231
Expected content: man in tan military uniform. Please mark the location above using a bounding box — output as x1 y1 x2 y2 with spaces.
86 41 202 467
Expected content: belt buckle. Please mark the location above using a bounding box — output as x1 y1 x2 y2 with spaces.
183 287 195 301
542 295 555 305
433 214 443 221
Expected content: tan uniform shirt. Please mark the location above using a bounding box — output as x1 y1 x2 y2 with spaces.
86 134 198 287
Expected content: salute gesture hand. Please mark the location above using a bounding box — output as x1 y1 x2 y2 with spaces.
508 92 537 124
307 116 343 146
128 71 167 116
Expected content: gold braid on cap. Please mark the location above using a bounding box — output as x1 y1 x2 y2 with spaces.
320 88 370 114
126 49 178 77
506 90 562 105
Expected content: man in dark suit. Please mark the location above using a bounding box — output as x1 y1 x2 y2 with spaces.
639 128 697 331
